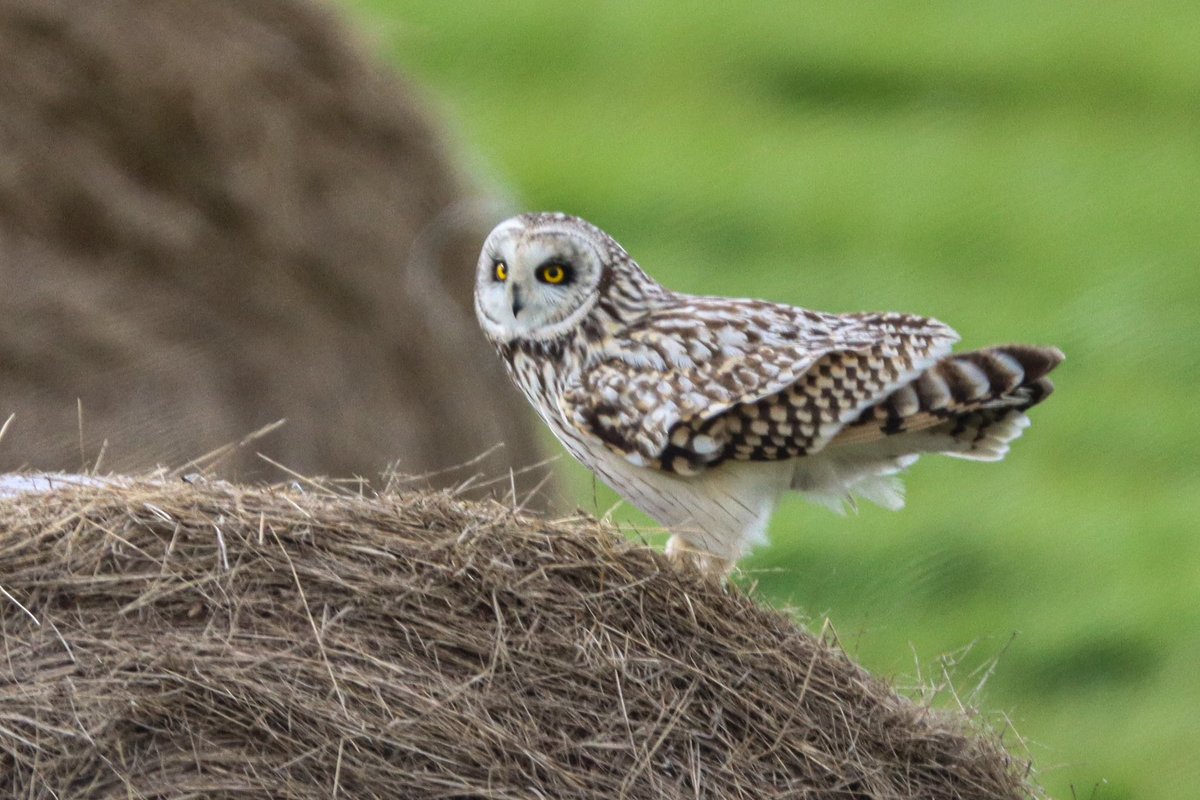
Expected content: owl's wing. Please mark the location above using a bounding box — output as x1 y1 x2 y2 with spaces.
561 297 958 471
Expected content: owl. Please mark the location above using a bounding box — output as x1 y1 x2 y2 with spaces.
475 212 1062 574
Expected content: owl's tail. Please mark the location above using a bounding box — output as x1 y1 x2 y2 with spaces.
790 344 1061 513
830 344 1064 461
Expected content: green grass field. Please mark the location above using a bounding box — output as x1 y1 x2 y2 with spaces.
341 4 1199 797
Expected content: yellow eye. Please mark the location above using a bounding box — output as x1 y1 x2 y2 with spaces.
494 261 507 281
538 264 567 284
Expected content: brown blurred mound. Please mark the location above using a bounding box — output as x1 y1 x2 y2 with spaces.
0 478 1039 799
0 0 545 491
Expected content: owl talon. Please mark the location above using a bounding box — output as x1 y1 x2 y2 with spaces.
665 534 734 579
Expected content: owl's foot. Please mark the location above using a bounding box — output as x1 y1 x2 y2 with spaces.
665 533 734 579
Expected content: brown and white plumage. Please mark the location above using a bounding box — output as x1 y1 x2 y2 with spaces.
475 212 1063 573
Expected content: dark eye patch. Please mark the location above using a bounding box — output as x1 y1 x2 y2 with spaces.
536 261 572 285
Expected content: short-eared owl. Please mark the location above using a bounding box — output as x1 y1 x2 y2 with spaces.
475 212 1062 574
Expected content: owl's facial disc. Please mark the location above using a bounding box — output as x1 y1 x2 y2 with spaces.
475 215 604 343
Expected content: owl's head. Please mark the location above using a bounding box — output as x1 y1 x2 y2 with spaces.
474 213 614 344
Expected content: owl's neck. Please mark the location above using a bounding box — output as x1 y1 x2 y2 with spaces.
596 258 674 328
500 327 590 365
497 325 595 418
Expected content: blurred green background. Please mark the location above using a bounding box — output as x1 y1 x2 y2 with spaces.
341 3 1198 798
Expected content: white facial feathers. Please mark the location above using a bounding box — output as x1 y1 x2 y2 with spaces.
474 214 609 343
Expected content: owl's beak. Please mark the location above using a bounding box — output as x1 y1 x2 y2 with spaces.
510 285 525 317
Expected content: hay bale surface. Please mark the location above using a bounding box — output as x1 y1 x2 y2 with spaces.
0 0 543 490
0 479 1037 799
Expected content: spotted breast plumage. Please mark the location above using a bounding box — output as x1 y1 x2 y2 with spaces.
474 212 1063 574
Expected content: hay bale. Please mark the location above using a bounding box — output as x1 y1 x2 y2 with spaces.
0 478 1038 799
0 0 544 492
